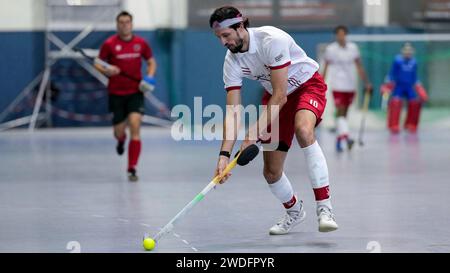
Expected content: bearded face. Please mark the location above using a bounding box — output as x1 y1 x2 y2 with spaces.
215 27 245 54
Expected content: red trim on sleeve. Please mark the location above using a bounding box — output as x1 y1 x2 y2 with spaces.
225 86 241 92
269 61 291 70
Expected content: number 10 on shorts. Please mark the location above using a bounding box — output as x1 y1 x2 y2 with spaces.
309 99 318 108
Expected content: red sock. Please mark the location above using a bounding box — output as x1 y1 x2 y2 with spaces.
283 195 297 209
313 186 330 201
128 140 141 171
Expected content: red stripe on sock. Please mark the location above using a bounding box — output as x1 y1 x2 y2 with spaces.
128 140 141 170
313 186 330 201
283 195 297 209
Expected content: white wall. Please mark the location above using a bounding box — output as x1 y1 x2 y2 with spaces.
364 0 389 26
125 0 187 30
0 0 389 31
0 0 187 31
0 0 46 31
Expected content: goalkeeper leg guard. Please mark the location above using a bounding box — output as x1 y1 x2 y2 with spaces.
404 100 421 133
388 98 402 134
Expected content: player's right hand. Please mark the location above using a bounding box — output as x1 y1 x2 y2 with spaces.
215 156 231 184
380 82 394 95
105 65 120 77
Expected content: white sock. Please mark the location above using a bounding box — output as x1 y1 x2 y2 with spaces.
317 199 332 210
336 116 349 138
302 141 332 210
268 173 299 211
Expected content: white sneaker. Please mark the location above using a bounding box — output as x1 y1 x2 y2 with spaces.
269 202 306 235
317 206 338 232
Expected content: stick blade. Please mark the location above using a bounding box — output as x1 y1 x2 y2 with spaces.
236 144 260 166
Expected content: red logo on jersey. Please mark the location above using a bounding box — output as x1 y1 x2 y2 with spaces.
134 44 141 52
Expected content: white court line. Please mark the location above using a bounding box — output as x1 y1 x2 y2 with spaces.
75 211 201 252
164 230 199 252
61 210 78 215
91 216 199 252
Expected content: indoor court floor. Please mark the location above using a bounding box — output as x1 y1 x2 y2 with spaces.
1 125 449 253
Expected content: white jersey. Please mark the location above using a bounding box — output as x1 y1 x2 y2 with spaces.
324 41 360 92
223 26 319 95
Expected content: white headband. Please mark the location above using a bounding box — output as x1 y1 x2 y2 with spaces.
212 16 243 30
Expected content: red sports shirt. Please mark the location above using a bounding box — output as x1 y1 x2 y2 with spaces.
99 34 153 95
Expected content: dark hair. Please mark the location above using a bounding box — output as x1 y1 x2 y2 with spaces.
209 6 249 30
334 25 348 34
116 11 133 22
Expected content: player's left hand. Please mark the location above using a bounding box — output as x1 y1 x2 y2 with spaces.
414 83 429 102
139 76 156 92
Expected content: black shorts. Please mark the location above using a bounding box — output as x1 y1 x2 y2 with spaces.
108 92 145 125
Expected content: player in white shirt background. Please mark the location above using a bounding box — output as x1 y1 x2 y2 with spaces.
210 6 338 235
322 25 372 152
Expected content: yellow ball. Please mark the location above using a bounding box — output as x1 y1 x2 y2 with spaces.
143 238 156 251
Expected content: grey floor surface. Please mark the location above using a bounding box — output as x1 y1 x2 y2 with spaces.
1 127 449 253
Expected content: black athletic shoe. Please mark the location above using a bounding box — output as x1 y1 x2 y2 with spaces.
128 168 138 182
347 138 355 151
116 141 125 155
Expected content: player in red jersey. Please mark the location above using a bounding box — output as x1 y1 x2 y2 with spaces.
95 11 157 181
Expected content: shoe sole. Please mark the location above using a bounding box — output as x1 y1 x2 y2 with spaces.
128 175 139 182
269 211 306 235
318 224 338 232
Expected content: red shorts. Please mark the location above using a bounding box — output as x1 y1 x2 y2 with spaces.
261 72 327 151
332 91 355 107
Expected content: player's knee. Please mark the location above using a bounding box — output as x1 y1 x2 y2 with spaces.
129 120 139 129
295 123 315 147
128 119 141 132
263 166 283 183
